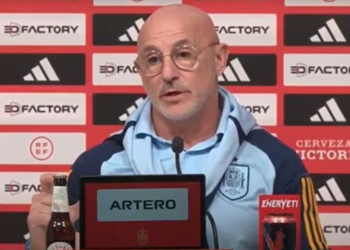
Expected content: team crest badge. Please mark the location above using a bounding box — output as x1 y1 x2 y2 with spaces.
219 163 250 201
137 228 148 245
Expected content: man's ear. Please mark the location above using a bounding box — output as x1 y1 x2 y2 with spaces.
215 43 229 76
134 59 141 71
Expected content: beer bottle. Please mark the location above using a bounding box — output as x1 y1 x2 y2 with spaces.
46 175 75 250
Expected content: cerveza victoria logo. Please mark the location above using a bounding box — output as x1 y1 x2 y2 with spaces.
284 94 350 126
219 54 276 86
284 54 350 86
311 174 350 205
209 14 276 46
93 93 147 125
284 14 350 46
293 138 350 162
93 14 150 46
0 13 85 45
0 54 85 85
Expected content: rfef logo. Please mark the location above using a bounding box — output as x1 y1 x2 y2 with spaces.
0 133 86 165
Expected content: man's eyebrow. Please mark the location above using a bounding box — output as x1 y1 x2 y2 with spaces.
140 38 193 53
173 38 192 47
141 44 159 53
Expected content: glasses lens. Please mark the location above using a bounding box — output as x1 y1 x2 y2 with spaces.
173 46 197 69
140 52 162 75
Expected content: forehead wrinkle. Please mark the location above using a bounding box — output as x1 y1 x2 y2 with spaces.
138 30 195 54
141 38 194 54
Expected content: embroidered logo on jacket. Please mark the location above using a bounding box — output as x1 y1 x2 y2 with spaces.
219 163 250 201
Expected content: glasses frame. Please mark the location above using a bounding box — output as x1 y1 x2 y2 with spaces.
135 42 219 76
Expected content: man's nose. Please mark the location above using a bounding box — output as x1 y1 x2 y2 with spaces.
161 56 180 82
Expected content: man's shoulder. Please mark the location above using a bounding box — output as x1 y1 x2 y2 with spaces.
71 132 126 174
245 128 301 171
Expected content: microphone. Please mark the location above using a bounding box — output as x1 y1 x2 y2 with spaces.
171 136 219 249
171 136 184 175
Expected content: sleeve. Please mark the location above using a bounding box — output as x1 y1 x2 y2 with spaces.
273 152 330 250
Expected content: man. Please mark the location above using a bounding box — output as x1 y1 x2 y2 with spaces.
26 4 329 250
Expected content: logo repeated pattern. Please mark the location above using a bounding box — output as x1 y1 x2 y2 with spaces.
0 0 349 249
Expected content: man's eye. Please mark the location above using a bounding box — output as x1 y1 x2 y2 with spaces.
176 50 193 59
147 56 160 64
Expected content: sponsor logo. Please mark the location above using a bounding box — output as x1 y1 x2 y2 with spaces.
285 0 350 6
0 54 85 85
294 138 350 161
93 53 141 86
0 133 86 165
319 213 350 246
235 94 277 126
219 54 276 86
284 94 350 126
0 172 64 204
93 0 181 5
284 54 350 86
0 14 85 45
119 98 145 122
97 189 188 221
311 174 350 205
0 93 86 125
93 14 150 46
309 98 346 123
93 93 147 125
284 15 350 46
0 212 29 243
309 18 345 43
209 14 276 46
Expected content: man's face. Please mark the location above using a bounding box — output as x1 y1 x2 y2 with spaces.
135 24 219 122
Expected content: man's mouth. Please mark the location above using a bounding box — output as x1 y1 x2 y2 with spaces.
162 90 183 97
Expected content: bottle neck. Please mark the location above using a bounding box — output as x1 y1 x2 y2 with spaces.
51 186 69 213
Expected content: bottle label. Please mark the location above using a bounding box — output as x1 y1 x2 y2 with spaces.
52 186 69 213
47 242 74 250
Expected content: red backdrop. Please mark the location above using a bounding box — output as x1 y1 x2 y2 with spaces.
0 0 349 250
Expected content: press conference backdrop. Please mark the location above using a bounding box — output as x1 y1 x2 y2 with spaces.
0 0 349 249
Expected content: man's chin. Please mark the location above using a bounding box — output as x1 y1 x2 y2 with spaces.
160 107 199 122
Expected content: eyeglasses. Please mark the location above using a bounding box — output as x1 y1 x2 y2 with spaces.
136 42 218 76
